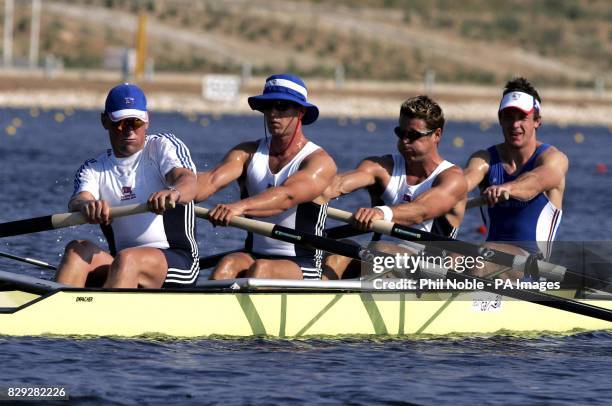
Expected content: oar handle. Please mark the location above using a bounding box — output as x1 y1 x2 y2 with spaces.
0 202 172 238
49 203 152 229
466 191 510 209
326 207 394 236
194 207 275 235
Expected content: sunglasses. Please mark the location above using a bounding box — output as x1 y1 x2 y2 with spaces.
394 126 435 141
110 118 147 132
263 100 298 112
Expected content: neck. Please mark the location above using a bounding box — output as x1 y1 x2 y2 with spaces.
502 140 538 165
269 131 306 157
404 151 443 178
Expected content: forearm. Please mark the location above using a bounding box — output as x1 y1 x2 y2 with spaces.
169 172 197 203
389 203 429 227
235 187 299 217
503 173 545 201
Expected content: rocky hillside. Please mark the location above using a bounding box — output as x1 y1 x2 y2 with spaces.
4 0 611 87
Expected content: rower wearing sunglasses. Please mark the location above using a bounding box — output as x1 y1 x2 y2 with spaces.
55 83 199 288
196 74 337 280
323 95 467 279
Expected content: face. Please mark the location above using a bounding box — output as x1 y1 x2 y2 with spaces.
395 117 440 161
262 100 305 138
499 108 541 149
101 114 148 157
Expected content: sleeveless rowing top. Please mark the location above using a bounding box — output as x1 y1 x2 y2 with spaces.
379 154 457 238
243 138 327 267
485 144 562 257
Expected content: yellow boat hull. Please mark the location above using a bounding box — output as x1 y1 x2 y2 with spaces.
1 288 610 338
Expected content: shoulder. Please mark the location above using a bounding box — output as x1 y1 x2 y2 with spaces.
536 144 568 166
76 151 108 172
467 148 491 163
301 147 337 171
234 140 260 154
437 164 465 181
147 133 190 149
434 164 467 190
357 154 393 174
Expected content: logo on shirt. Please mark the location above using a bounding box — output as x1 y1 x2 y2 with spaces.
121 186 136 201
402 193 412 202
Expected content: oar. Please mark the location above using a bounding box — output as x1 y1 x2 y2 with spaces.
325 224 368 239
325 206 612 290
466 191 510 209
193 206 612 322
326 206 558 274
0 251 57 270
323 192 506 239
0 203 156 238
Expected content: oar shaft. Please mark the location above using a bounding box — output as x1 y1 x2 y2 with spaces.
0 251 57 270
194 207 377 262
0 203 151 238
193 206 612 322
326 206 516 268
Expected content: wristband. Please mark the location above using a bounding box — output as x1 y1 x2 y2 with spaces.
374 205 393 222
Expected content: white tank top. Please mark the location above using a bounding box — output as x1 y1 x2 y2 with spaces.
381 154 456 236
244 138 327 258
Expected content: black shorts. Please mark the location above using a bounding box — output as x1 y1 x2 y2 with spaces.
250 252 322 280
161 248 200 288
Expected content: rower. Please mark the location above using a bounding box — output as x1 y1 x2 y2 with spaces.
196 74 337 280
323 95 467 279
55 83 199 288
464 77 568 276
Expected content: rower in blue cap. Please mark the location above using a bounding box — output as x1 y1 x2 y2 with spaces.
196 73 337 280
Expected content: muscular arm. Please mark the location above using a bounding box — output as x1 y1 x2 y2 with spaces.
165 167 197 203
208 150 337 225
352 166 467 231
498 147 568 201
235 150 337 217
195 142 256 202
391 166 467 226
464 150 490 193
323 156 390 200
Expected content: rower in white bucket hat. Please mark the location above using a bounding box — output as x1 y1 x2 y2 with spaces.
196 73 337 280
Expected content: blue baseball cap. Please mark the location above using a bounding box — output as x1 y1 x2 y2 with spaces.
104 83 148 122
248 74 319 125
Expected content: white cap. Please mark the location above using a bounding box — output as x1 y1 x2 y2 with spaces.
499 91 541 114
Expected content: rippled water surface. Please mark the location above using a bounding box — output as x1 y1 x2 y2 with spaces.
0 108 611 404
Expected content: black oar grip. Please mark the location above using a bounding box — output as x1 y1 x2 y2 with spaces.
0 215 54 238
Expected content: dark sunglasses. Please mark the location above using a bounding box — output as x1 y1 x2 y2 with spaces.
394 126 435 141
263 100 298 112
110 118 147 131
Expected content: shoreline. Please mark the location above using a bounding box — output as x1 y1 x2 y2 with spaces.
0 69 610 126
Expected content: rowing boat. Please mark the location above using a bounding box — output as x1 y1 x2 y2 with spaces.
1 270 610 338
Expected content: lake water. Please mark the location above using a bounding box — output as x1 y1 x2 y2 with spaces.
0 108 610 404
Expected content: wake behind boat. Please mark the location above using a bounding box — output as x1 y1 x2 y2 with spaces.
0 270 610 338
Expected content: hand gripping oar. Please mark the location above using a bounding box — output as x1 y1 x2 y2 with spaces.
193 206 612 323
0 203 160 238
466 191 510 209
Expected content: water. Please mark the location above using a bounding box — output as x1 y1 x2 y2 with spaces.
0 108 611 404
